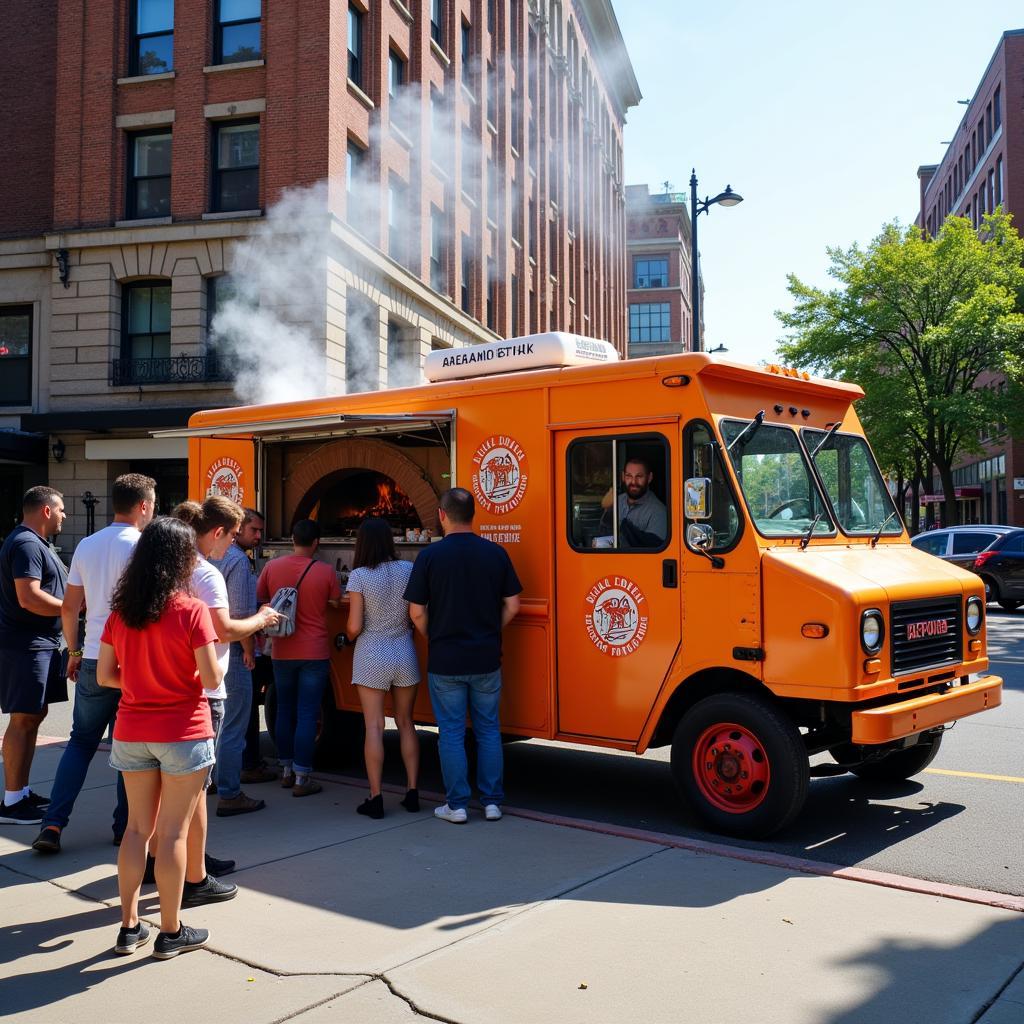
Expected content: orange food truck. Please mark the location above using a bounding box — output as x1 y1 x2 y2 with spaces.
170 333 1002 837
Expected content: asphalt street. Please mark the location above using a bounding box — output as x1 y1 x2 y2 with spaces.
31 609 1023 897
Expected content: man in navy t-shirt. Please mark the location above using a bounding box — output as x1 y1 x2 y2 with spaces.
0 486 68 825
404 487 521 824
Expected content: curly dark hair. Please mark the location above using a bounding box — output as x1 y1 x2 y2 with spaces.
110 517 197 629
353 517 398 570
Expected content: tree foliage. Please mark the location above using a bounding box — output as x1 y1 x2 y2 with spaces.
776 211 1024 525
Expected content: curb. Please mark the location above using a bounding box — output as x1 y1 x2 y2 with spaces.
323 771 1024 914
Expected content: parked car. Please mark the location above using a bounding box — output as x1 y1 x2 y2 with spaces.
910 525 1016 570
970 528 1024 611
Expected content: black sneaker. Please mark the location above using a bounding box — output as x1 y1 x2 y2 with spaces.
0 797 43 825
31 825 61 853
181 874 238 907
205 853 235 876
25 791 50 808
114 921 151 955
152 924 209 960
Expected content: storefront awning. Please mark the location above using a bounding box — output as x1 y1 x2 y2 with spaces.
153 412 455 441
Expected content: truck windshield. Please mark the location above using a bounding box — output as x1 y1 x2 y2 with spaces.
720 419 834 538
801 429 902 536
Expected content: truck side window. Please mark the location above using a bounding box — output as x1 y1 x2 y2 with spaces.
568 435 670 552
685 422 742 551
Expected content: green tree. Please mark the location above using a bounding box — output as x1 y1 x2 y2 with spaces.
777 211 1024 527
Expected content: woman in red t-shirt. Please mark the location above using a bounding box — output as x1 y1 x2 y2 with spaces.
97 517 223 960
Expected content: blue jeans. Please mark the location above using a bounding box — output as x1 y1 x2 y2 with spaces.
43 660 128 837
216 647 253 800
428 670 504 811
273 659 329 776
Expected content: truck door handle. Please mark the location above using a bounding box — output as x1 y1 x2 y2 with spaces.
662 558 678 588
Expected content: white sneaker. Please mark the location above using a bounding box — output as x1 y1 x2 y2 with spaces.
434 804 468 824
484 804 502 821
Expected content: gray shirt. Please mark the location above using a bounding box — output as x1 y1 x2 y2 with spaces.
616 490 668 548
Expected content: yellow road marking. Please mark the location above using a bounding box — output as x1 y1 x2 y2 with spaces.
925 767 1024 784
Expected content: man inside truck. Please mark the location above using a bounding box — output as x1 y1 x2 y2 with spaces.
596 456 667 550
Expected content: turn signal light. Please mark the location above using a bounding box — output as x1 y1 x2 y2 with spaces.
969 639 982 652
801 623 829 639
863 658 881 674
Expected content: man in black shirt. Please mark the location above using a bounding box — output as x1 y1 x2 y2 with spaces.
405 488 521 824
0 486 68 825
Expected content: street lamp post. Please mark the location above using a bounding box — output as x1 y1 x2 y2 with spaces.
689 169 743 353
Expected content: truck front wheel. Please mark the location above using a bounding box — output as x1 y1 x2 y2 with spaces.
671 692 809 838
847 731 944 783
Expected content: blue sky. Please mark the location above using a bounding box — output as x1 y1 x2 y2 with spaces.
615 2 1023 365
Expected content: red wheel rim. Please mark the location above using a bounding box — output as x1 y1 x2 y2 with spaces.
692 721 771 814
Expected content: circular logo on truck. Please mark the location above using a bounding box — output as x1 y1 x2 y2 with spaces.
206 457 245 504
472 435 529 516
584 576 649 657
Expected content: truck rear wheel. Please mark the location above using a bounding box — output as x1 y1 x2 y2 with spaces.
847 731 943 783
263 680 363 768
671 692 809 838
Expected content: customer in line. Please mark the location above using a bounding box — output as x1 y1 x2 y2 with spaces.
256 519 341 797
209 507 278 818
98 517 223 959
404 489 521 824
0 486 68 825
32 473 155 854
346 517 420 819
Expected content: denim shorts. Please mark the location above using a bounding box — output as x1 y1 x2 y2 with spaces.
110 737 216 776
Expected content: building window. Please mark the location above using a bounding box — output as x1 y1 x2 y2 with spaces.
123 282 171 362
994 86 1001 130
431 0 444 48
996 156 1003 206
348 5 364 86
128 131 171 219
0 306 32 406
430 207 448 293
215 0 261 65
634 257 668 288
629 302 671 343
131 0 174 76
528 198 536 260
461 236 473 314
461 19 472 67
388 49 406 131
988 168 995 212
212 120 259 212
487 60 497 125
511 273 520 337
486 256 497 330
388 177 407 264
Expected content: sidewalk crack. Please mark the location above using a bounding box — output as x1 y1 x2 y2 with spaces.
971 958 1024 1023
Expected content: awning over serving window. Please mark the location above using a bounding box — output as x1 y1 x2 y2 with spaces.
152 412 455 442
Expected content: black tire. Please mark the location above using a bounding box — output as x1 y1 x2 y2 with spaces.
263 679 363 768
849 731 943 782
671 692 809 839
980 575 999 603
998 599 1022 612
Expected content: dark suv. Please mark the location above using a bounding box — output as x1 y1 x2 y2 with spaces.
909 525 1015 569
971 528 1024 611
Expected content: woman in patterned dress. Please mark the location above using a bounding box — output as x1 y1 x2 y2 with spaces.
346 518 421 818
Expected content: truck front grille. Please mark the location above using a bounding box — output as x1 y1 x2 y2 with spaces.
890 597 963 676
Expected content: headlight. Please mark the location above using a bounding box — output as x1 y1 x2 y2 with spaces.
965 596 983 635
861 609 884 654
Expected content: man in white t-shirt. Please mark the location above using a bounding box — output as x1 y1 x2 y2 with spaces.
31 474 155 854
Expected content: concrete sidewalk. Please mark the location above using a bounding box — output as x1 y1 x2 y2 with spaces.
1 742 1022 1024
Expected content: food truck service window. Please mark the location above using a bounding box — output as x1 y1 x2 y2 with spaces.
568 434 670 553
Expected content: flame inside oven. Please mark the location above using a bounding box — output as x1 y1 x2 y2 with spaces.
301 469 421 535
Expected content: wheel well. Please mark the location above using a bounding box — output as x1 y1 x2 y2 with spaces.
648 668 776 748
980 574 999 599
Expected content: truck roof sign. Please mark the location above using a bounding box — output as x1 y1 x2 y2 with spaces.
424 332 619 383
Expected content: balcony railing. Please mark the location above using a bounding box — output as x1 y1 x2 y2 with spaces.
110 353 233 387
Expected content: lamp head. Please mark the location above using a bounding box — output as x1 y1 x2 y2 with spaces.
713 185 743 208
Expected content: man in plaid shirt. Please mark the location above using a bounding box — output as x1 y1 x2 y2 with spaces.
210 508 276 815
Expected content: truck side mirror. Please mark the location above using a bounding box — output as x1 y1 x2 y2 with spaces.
687 523 714 549
685 476 712 520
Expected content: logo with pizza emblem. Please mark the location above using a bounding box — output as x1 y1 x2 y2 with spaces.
584 576 649 657
472 435 529 516
206 457 245 504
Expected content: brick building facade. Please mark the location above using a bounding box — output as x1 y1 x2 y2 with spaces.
0 0 640 549
624 185 696 358
915 28 1024 526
